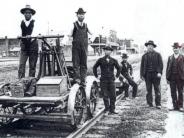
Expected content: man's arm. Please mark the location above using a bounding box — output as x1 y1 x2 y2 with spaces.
166 56 170 81
114 60 121 78
140 54 145 79
68 23 75 37
93 59 100 78
129 63 133 76
158 53 164 74
86 24 92 35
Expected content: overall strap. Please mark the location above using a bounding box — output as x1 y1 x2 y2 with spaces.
74 22 79 30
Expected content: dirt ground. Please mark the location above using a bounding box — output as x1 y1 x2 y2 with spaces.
105 79 168 138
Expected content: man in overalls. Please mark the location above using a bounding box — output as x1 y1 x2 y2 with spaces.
70 8 92 86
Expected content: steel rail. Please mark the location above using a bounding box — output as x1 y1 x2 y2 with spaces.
67 93 125 138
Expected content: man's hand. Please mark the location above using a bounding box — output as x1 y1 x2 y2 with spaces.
141 76 145 81
95 76 100 80
157 73 162 78
124 79 129 84
26 35 31 39
115 76 119 80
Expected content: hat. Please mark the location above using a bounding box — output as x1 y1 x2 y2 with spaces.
75 8 86 14
121 53 128 58
20 5 36 15
103 46 113 51
145 40 157 47
172 42 181 48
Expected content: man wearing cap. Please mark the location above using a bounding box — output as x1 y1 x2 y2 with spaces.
140 40 163 109
18 5 38 79
120 53 138 99
166 42 184 111
93 45 120 114
69 8 92 86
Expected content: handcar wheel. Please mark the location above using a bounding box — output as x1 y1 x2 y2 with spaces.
71 87 87 129
88 82 98 117
0 105 17 126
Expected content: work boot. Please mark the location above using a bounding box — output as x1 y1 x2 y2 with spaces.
75 79 81 84
179 107 184 112
109 110 118 114
156 105 161 109
148 104 153 107
104 108 109 113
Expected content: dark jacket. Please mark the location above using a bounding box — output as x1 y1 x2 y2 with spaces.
93 55 120 81
166 54 184 81
140 50 163 78
121 61 133 78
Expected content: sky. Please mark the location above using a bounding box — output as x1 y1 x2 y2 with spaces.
1 0 184 57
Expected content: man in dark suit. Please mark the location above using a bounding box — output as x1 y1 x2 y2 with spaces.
93 45 120 114
120 53 137 99
166 42 184 111
140 40 163 109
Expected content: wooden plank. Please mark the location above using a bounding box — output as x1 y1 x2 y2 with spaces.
0 113 71 122
14 129 69 137
0 95 68 104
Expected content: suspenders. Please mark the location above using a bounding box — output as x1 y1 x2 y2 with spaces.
74 21 87 30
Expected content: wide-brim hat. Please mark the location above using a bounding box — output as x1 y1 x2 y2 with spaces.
145 40 157 48
20 5 36 15
121 53 128 58
75 8 86 14
172 42 181 48
103 46 113 51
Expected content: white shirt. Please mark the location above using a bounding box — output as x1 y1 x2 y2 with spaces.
174 54 179 59
20 18 39 37
23 18 32 27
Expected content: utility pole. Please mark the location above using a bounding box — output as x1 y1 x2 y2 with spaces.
47 22 50 35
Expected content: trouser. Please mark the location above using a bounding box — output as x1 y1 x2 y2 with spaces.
125 75 138 97
100 80 116 111
145 72 161 106
72 46 87 84
119 80 129 97
18 50 38 79
169 74 184 108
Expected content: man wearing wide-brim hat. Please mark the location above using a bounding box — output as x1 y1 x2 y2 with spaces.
166 42 184 111
93 45 120 114
120 53 138 99
140 40 163 109
69 8 92 86
18 4 39 82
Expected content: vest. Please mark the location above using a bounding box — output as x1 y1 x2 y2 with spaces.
21 20 34 46
72 21 88 43
147 52 154 72
171 57 178 74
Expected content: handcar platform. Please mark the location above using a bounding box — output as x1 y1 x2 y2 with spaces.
0 93 68 105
